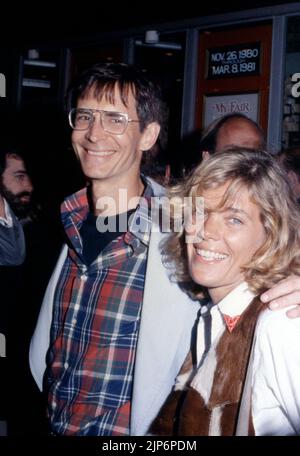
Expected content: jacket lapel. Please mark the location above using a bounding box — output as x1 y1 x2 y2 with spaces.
131 230 199 435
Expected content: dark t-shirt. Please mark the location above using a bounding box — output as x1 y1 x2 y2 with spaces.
80 209 136 266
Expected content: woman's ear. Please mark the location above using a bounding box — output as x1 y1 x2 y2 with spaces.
140 122 161 151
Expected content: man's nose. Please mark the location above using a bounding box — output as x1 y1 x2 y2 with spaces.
24 176 33 193
85 113 107 142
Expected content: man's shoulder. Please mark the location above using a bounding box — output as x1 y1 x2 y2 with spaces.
144 176 166 197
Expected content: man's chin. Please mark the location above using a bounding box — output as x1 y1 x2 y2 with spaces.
10 203 32 219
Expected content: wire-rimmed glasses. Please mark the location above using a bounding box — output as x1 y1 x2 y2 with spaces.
69 108 140 135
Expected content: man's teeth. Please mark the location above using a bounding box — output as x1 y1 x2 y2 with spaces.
196 249 228 260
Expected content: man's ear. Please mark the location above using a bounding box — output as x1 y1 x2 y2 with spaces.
140 122 161 151
202 150 211 161
288 170 300 195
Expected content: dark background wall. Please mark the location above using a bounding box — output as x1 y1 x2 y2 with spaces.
0 0 298 215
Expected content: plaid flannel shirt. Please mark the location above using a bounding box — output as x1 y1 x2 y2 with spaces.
46 182 153 435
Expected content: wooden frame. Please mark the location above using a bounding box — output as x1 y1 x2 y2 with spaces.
195 23 273 133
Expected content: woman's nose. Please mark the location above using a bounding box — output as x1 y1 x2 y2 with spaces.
203 213 219 240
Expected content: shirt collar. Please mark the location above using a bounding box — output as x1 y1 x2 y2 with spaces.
217 282 256 318
126 179 153 247
61 178 154 247
0 198 13 227
61 188 88 225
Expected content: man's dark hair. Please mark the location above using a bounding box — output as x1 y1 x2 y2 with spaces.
0 145 24 177
0 150 6 177
199 113 266 154
66 62 165 133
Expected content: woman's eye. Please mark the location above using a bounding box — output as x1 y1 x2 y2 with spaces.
229 217 243 225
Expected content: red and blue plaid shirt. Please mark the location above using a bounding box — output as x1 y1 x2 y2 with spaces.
46 183 153 435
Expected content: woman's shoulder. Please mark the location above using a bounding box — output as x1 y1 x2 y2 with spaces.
257 306 300 326
255 306 300 345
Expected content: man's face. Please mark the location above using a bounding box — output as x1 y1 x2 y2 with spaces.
215 119 263 153
1 156 34 218
71 86 159 191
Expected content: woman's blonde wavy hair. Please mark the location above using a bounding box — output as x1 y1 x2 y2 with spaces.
162 149 300 299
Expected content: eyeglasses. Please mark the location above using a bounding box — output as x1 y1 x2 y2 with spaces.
68 108 140 135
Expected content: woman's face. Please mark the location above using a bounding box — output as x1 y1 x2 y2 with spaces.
187 183 267 303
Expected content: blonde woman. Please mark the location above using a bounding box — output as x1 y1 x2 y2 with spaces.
151 149 300 436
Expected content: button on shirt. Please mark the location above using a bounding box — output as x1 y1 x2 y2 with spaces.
46 184 153 436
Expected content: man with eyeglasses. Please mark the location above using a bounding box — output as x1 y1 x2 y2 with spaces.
30 63 197 437
30 63 300 436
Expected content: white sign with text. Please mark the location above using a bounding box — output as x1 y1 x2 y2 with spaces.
203 93 259 128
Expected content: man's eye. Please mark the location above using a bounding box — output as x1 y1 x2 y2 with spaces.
76 114 91 121
108 116 124 124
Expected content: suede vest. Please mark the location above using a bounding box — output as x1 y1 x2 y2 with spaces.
151 297 265 436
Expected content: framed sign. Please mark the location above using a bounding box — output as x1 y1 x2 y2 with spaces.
196 24 272 133
203 93 259 129
207 43 261 79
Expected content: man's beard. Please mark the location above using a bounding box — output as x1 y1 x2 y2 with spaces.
0 185 33 219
